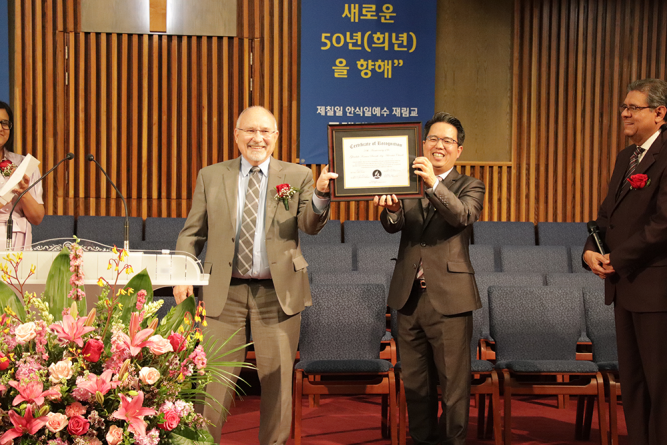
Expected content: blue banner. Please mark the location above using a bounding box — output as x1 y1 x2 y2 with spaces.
299 0 437 165
0 0 9 102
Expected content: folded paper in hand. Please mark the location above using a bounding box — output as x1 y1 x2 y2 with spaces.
0 154 40 206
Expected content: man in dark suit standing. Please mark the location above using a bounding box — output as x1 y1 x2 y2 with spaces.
174 106 337 445
583 78 667 445
375 112 485 445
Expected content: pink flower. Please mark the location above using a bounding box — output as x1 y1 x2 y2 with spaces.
49 360 73 384
65 402 87 417
82 338 105 362
106 425 124 445
136 289 147 310
157 410 180 431
139 367 160 385
15 322 38 344
111 391 157 437
189 345 207 370
45 412 68 433
146 335 173 355
168 333 187 352
76 369 115 396
0 406 48 445
8 380 60 406
50 313 95 347
116 312 156 356
67 415 90 436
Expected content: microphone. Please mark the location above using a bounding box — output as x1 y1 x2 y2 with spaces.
87 154 131 251
6 153 75 250
587 221 607 255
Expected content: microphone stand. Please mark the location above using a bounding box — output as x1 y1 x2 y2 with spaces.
6 153 75 250
86 154 130 251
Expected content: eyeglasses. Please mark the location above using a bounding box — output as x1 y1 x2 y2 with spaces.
236 128 277 137
619 104 653 114
0 120 12 131
425 135 458 147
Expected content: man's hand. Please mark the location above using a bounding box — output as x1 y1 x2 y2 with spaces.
583 251 616 279
173 285 194 304
412 157 438 189
12 174 31 196
316 165 339 193
373 194 401 213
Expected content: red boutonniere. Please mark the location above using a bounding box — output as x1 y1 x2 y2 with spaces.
627 173 650 190
274 183 300 210
0 159 15 177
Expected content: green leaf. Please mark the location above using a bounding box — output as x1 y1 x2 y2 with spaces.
0 281 26 321
43 246 86 321
118 268 154 325
155 295 196 337
168 425 215 444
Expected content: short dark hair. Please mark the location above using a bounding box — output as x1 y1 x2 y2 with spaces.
0 101 14 152
424 111 465 145
627 78 667 109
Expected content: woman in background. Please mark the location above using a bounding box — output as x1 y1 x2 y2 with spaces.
0 101 44 249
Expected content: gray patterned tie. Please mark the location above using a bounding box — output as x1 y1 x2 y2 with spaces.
237 167 261 275
617 145 644 199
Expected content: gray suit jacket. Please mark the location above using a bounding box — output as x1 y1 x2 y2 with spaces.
176 157 329 317
381 168 485 315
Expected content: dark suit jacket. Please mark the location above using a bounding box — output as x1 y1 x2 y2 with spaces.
584 125 667 311
176 157 330 317
381 168 485 316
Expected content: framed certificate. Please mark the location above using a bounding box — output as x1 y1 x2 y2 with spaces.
328 122 423 201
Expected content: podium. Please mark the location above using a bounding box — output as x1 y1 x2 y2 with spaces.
2 238 209 308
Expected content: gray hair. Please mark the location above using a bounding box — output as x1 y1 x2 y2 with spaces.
627 78 667 109
235 106 278 130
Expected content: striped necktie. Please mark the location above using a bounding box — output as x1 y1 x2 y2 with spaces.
617 145 644 199
237 167 261 275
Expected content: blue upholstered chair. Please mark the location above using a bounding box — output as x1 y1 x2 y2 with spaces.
488 286 608 445
301 244 353 273
299 219 342 244
469 244 498 272
537 222 588 246
138 217 186 251
292 284 397 445
570 245 590 273
31 215 76 243
355 242 399 274
76 215 143 247
500 245 570 273
343 220 400 245
472 221 535 246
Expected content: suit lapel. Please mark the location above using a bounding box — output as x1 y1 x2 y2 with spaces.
264 159 285 234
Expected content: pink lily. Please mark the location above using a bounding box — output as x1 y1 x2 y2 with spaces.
0 406 48 444
117 312 155 356
76 369 116 396
49 313 95 347
8 380 60 406
111 391 157 437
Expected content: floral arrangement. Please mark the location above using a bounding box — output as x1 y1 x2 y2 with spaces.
0 240 249 445
274 183 299 210
0 160 15 178
627 173 650 190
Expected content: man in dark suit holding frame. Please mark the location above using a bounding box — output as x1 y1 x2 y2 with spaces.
375 112 485 445
583 78 667 445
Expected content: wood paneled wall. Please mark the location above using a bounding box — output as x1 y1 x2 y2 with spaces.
10 0 667 223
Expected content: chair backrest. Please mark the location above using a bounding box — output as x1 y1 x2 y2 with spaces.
500 245 569 273
310 271 391 299
537 222 588 246
546 273 603 290
144 217 186 242
343 220 399 245
355 243 399 273
301 244 354 272
299 284 387 361
488 286 582 361
300 220 342 244
474 272 545 342
469 244 497 272
31 215 76 242
583 288 618 363
570 246 589 273
472 221 535 246
76 216 143 246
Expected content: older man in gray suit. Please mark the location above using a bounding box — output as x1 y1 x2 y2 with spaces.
375 112 485 445
174 106 337 445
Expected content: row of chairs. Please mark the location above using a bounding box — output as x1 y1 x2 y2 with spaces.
294 283 618 445
33 216 589 249
302 220 589 247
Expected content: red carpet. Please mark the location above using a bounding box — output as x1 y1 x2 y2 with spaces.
220 394 627 444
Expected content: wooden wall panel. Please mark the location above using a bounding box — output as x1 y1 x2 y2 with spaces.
10 0 667 225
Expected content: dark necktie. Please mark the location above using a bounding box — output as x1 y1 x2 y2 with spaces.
237 167 261 275
617 145 644 199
